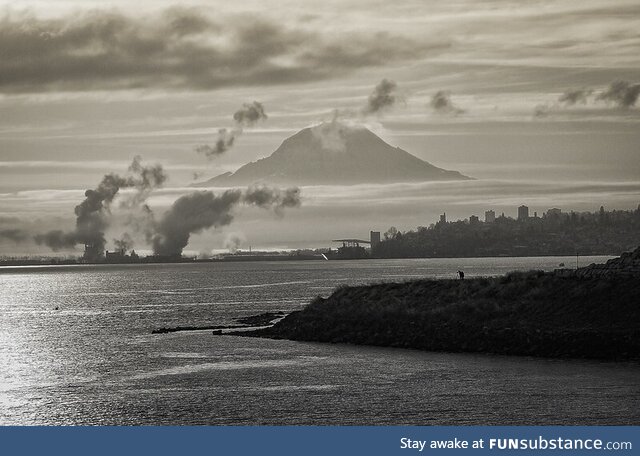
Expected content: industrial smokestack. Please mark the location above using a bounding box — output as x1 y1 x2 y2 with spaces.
35 157 167 259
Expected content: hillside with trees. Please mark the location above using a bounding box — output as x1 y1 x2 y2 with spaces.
373 206 640 258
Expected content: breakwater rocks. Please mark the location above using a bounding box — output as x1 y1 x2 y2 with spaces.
556 246 640 278
153 311 286 334
241 269 640 361
577 246 640 278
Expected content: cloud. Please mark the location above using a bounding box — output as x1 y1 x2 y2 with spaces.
430 91 465 115
597 80 640 108
363 79 398 115
303 79 401 150
309 120 353 153
0 8 447 93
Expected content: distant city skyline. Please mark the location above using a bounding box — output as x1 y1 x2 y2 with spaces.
413 203 636 231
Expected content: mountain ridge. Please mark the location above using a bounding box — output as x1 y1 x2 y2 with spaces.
194 122 471 187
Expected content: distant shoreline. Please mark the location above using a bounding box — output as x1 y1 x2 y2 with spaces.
0 253 617 273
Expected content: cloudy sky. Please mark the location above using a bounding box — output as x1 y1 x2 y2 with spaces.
1 0 639 255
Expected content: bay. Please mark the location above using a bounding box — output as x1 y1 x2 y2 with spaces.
1 256 638 425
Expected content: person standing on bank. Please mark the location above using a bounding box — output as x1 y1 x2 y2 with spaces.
457 270 465 279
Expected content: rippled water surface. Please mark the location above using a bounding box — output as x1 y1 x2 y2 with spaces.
1 256 638 425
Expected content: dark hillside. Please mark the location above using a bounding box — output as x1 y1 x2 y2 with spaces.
242 271 640 360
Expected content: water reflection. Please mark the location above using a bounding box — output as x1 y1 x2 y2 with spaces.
1 257 637 425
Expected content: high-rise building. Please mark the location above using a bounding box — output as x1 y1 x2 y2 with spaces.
439 213 447 224
469 215 479 225
485 210 496 223
370 231 381 247
517 205 529 220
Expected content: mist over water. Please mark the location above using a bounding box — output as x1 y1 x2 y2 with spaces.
1 257 638 425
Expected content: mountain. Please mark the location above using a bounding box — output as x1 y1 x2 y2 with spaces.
195 122 471 186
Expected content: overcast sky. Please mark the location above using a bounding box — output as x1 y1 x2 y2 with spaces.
1 0 639 255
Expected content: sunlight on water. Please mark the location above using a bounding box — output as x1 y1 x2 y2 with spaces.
129 358 324 381
1 257 638 425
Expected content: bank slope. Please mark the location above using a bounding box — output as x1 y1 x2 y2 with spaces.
241 271 640 360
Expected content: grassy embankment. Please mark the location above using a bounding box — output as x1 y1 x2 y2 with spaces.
241 271 640 360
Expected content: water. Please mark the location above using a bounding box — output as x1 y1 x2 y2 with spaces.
1 256 638 425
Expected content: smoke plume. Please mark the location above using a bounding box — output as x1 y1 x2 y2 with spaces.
34 230 78 251
233 101 268 126
243 186 301 214
152 186 301 256
308 79 400 144
533 103 551 118
113 233 134 252
35 157 166 258
532 80 640 119
430 91 465 115
121 155 168 208
196 101 267 160
195 129 236 158
597 80 640 108
309 119 356 153
363 79 398 114
224 232 246 253
122 204 158 247
558 88 592 106
0 228 29 243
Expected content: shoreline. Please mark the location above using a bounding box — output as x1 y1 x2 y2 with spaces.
152 311 287 334
0 253 616 274
231 269 640 361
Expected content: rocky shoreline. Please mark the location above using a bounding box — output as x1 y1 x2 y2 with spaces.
232 248 640 361
565 247 640 278
152 311 286 334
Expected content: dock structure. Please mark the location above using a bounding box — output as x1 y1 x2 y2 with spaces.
332 239 371 248
330 239 371 259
